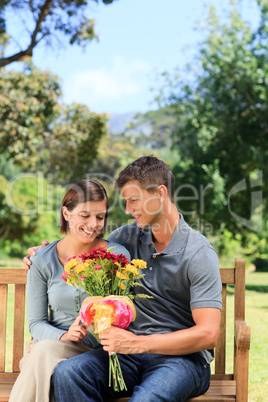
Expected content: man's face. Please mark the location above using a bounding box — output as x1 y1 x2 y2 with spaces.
121 180 162 228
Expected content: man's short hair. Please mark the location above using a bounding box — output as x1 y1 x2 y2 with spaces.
116 156 175 202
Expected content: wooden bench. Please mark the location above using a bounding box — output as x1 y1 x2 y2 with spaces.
0 269 27 402
0 259 251 401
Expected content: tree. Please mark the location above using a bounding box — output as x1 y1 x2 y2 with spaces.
0 62 108 182
0 160 65 257
0 62 61 164
0 0 114 68
0 174 38 244
36 102 108 183
126 107 177 149
159 1 267 259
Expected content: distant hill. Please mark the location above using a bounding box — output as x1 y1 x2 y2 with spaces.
108 112 138 134
108 112 151 136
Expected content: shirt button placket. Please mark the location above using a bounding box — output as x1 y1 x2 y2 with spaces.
150 254 157 271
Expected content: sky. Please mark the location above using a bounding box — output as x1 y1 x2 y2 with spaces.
6 0 260 115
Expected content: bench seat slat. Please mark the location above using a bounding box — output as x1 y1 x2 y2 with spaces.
106 380 236 402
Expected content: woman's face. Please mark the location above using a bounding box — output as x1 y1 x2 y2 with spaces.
62 200 107 243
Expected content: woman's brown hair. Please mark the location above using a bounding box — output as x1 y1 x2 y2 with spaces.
60 179 109 237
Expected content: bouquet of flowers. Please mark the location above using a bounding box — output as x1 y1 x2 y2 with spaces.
62 247 151 392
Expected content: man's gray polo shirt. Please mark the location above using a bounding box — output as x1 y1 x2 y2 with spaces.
107 215 222 363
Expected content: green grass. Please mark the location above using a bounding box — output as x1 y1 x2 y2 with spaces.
244 272 268 402
1 261 267 400
0 258 24 268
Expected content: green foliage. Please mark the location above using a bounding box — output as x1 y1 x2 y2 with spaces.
0 63 61 165
126 107 177 149
0 167 63 257
0 0 116 67
159 1 267 260
0 62 108 183
0 152 21 179
36 102 108 183
0 174 38 243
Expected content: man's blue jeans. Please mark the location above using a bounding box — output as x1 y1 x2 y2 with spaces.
52 347 210 402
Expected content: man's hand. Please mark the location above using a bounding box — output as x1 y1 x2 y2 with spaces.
23 240 50 271
99 326 146 354
100 308 221 357
60 316 88 342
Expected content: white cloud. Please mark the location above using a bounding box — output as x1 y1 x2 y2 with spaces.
63 58 152 112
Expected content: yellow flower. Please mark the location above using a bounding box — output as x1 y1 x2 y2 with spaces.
116 271 128 280
124 264 139 275
75 264 85 274
64 259 78 273
131 259 147 269
118 282 126 290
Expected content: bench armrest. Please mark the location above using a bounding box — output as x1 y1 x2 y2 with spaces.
234 320 251 401
234 320 251 351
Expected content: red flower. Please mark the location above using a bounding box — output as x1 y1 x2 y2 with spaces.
112 253 129 267
78 247 129 267
66 255 76 263
62 272 71 282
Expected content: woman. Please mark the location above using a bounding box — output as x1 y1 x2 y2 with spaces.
9 179 130 402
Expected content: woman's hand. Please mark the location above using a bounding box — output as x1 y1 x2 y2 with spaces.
26 342 37 353
60 316 88 342
23 240 50 272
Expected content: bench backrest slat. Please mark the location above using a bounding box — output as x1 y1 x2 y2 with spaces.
234 259 245 321
214 260 246 378
13 284 26 372
215 283 227 374
0 284 8 372
0 269 27 375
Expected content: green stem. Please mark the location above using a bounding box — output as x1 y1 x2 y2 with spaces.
109 354 112 387
109 353 127 392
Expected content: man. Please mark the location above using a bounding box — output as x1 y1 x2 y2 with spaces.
26 156 222 401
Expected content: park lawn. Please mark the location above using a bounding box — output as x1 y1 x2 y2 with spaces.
244 272 268 402
1 262 267 400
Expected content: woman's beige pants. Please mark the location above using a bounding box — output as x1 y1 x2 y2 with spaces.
9 339 90 402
